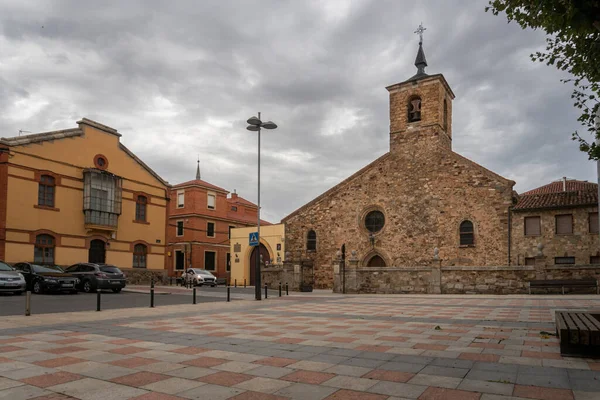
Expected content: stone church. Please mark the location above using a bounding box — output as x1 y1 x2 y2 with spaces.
282 35 517 289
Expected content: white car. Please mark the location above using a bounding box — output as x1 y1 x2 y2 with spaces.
185 268 217 287
0 261 27 295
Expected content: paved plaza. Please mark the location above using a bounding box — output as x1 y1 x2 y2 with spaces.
0 292 599 400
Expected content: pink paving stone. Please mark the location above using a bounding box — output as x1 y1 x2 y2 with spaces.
228 391 288 400
108 346 148 355
429 335 461 341
414 344 449 351
589 362 600 371
458 353 500 363
44 346 86 354
355 345 393 353
206 331 235 337
111 372 170 387
362 369 415 383
129 393 186 400
169 347 208 354
327 337 358 343
282 370 337 385
350 330 378 335
109 357 160 368
513 385 574 400
107 339 141 345
256 331 281 337
0 357 12 363
521 351 562 360
0 345 22 352
469 343 505 350
182 356 228 368
303 330 332 336
34 357 83 368
418 387 481 400
324 389 388 400
51 338 88 345
253 357 298 367
275 337 305 344
197 371 254 386
59 332 86 337
0 338 31 344
21 371 82 388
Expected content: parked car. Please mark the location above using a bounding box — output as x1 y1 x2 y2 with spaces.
64 263 127 293
0 261 27 295
13 263 79 294
185 268 217 287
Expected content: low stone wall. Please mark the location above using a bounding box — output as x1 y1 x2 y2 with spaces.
332 261 600 294
261 263 303 291
121 268 168 285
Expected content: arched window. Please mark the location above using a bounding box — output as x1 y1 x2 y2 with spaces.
38 175 55 207
367 255 386 267
460 221 474 246
407 96 422 122
133 244 147 268
365 210 385 233
443 99 448 132
34 234 55 265
307 230 317 251
135 195 147 222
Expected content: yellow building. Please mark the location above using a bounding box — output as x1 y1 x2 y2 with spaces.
229 224 285 285
0 118 169 273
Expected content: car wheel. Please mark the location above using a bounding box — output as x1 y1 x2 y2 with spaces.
112 288 122 293
82 280 94 293
33 281 43 294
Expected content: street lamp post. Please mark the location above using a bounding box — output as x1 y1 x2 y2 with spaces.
247 113 277 300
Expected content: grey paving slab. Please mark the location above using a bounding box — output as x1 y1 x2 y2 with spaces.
274 382 338 400
296 345 330 354
0 366 56 380
178 383 244 400
430 357 474 369
407 373 462 389
213 360 260 373
0 360 32 373
570 378 600 392
0 384 50 400
367 381 428 399
60 361 135 380
357 351 396 361
165 366 215 379
234 376 293 394
379 361 426 373
516 372 571 389
473 362 520 374
517 365 568 376
307 353 350 364
325 348 363 358
246 365 296 379
458 379 514 396
0 377 23 390
573 391 600 400
420 365 469 378
280 351 317 361
47 378 118 398
141 377 206 394
391 355 434 365
465 368 517 384
322 375 378 391
323 364 373 377
340 357 387 369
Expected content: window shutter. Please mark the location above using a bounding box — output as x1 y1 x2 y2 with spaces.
208 194 215 209
556 215 573 234
524 217 541 236
590 212 599 234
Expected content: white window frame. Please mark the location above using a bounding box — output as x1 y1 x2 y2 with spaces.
207 192 216 210
177 191 185 208
176 220 184 237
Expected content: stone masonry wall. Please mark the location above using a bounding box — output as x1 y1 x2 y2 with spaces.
511 207 600 266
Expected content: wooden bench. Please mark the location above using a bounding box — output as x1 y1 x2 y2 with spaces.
528 279 599 295
555 311 600 357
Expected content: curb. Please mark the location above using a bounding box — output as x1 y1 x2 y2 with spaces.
122 289 172 295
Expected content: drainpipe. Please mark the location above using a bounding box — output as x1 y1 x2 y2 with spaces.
508 206 512 266
596 110 600 242
563 176 567 192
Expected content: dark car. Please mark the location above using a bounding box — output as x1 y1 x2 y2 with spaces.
0 261 27 295
13 263 79 294
64 263 127 293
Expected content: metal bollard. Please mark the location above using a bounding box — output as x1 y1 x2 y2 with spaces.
286 282 289 295
193 287 197 304
244 279 246 288
96 290 101 312
227 286 231 302
170 277 173 286
150 279 155 308
265 284 268 299
234 279 237 288
25 291 31 316
279 282 282 297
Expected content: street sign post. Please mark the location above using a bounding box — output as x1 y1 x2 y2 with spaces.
249 232 259 247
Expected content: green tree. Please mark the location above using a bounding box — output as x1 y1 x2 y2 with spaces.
486 1 600 159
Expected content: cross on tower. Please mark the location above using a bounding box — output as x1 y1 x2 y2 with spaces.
414 23 426 44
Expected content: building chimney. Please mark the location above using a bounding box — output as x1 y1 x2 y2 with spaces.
562 177 567 192
231 189 238 199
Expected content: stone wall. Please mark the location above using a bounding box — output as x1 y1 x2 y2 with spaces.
511 206 600 266
332 259 600 295
261 263 303 291
121 268 168 285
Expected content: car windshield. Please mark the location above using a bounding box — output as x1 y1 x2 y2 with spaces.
0 262 14 271
194 269 214 276
32 265 64 273
100 266 122 274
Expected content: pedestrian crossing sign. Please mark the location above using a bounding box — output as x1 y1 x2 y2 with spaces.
249 232 259 246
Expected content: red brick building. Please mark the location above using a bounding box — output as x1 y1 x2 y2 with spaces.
166 162 269 279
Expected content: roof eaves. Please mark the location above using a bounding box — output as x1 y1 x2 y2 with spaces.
77 118 121 137
118 143 169 186
1 128 83 146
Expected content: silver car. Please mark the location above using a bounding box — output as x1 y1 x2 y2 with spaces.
0 261 26 295
185 268 217 287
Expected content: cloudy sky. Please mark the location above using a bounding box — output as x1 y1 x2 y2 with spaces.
0 0 596 223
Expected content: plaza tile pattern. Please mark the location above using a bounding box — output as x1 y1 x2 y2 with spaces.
1 294 600 399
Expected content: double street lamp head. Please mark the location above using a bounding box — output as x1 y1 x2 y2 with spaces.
246 116 277 131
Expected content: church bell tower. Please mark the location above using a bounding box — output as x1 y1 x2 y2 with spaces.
387 24 455 152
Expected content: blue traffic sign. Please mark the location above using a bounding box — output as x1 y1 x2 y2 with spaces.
249 232 259 246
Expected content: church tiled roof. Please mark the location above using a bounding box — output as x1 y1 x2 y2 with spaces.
514 179 598 211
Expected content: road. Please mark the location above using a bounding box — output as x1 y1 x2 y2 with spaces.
0 291 226 316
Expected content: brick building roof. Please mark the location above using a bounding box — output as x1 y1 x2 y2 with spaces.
172 179 228 193
514 179 598 211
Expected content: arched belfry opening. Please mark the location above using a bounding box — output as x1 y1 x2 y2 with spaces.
408 96 422 123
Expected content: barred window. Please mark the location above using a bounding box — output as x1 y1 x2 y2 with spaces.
133 244 147 268
135 196 147 222
34 234 55 265
555 256 575 265
38 175 55 207
459 221 474 246
83 170 122 227
207 222 215 237
307 230 317 251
